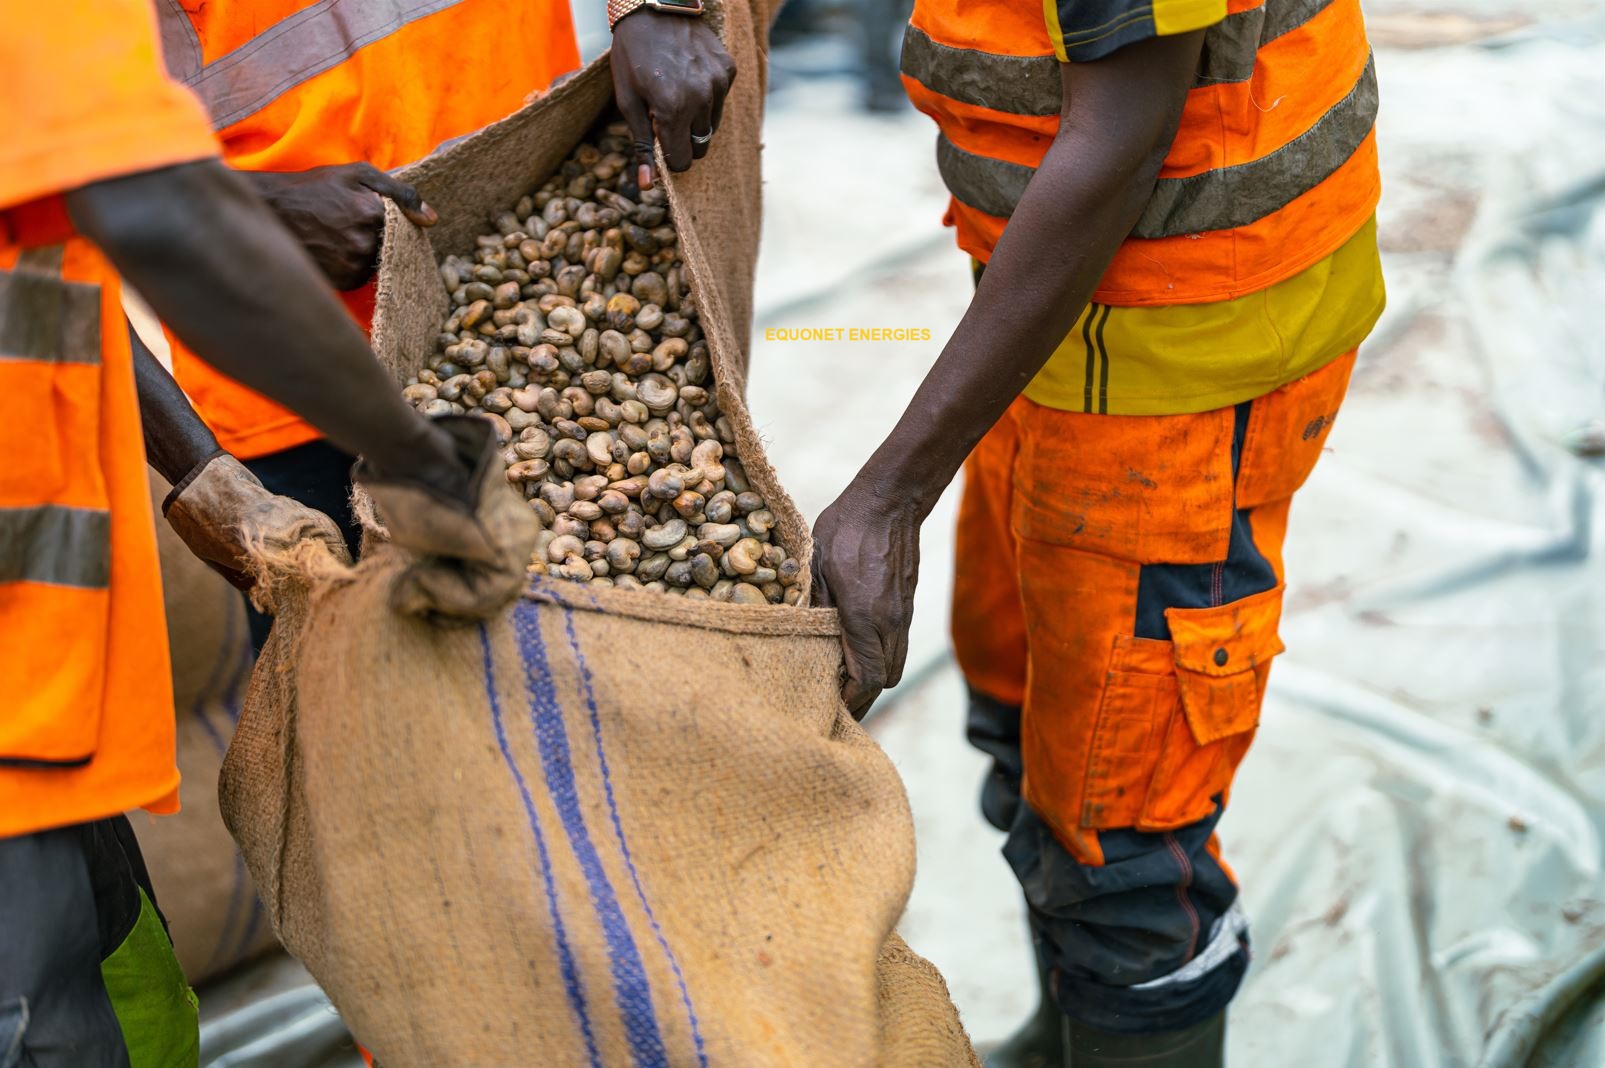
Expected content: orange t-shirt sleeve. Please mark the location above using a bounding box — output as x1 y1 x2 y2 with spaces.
0 0 219 211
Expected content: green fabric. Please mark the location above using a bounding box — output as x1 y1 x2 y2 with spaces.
100 889 200 1068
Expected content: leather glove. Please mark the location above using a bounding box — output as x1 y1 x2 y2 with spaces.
354 416 538 626
163 451 353 591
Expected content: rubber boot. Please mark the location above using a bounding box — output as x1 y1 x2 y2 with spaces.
1064 1011 1225 1067
982 956 1064 1068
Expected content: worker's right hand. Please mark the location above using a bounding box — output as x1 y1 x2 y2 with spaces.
242 163 437 290
611 10 737 190
355 416 539 626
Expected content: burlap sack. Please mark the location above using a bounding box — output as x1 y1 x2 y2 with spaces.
220 4 976 1064
137 474 278 985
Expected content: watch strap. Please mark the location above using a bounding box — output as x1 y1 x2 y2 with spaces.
607 0 646 29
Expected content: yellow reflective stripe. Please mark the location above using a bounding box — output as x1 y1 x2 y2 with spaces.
0 505 113 590
1152 0 1227 35
0 246 101 365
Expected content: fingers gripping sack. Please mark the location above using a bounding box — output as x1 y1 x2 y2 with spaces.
354 415 538 625
164 452 351 595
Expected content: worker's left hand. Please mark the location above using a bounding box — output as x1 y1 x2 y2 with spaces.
243 163 438 290
811 482 923 720
611 10 737 190
356 416 539 626
164 452 353 592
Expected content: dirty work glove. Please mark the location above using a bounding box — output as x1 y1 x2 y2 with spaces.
354 416 538 626
164 451 352 592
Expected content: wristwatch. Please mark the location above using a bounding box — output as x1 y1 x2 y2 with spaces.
607 0 704 29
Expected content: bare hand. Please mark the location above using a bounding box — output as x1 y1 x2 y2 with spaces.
244 163 437 289
611 11 737 189
811 484 923 719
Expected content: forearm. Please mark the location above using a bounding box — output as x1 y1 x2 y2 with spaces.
129 320 223 485
853 35 1202 516
864 137 1163 513
67 160 451 483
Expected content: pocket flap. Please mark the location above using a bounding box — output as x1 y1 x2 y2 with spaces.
1164 585 1285 746
1164 584 1285 677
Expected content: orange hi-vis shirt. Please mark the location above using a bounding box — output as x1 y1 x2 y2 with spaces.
158 0 582 459
0 0 220 837
901 0 1382 307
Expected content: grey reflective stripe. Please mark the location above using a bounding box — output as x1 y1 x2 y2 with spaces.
182 0 470 130
0 247 102 365
156 0 204 83
936 53 1378 237
0 506 112 590
1134 52 1377 238
901 0 1338 116
1198 0 1334 84
899 26 1061 117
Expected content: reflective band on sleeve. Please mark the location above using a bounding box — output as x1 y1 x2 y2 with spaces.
936 135 1034 220
156 0 205 83
0 506 113 590
1135 53 1377 238
900 26 1062 117
902 0 1337 117
182 0 471 130
1198 0 1334 84
0 248 102 365
935 53 1377 237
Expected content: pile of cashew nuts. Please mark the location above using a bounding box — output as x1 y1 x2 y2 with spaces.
403 123 802 604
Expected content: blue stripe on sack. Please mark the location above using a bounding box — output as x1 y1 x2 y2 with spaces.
514 601 669 1067
562 608 709 1067
481 622 602 1066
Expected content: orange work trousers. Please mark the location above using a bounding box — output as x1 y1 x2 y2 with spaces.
952 350 1355 1033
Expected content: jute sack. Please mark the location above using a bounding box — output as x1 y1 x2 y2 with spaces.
138 473 278 984
219 3 977 1064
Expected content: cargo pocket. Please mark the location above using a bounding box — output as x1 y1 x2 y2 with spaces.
1235 351 1355 509
1079 635 1176 830
1138 585 1285 830
1011 400 1235 565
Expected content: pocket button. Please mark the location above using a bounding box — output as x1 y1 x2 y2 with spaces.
1213 647 1229 667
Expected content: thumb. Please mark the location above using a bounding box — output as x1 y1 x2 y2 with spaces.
355 163 438 227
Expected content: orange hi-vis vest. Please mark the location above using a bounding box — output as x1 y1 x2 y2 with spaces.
2 0 221 838
900 0 1382 306
157 0 582 459
0 242 179 836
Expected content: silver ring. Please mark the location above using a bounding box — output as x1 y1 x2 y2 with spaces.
691 131 713 145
